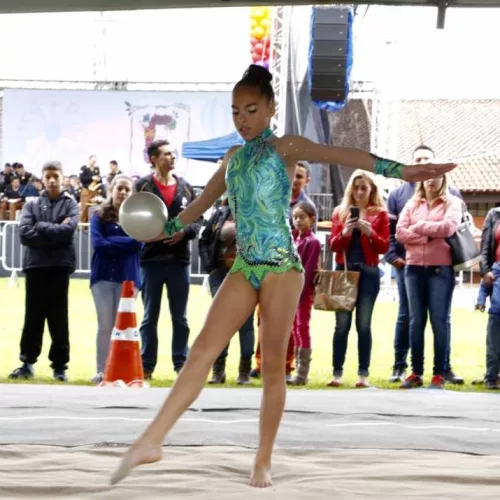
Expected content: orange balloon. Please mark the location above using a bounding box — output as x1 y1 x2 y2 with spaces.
251 25 266 40
253 42 264 56
251 51 262 63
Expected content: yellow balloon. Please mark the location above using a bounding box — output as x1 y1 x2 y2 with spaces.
251 25 266 40
260 18 271 31
261 7 271 18
250 18 258 29
250 7 266 21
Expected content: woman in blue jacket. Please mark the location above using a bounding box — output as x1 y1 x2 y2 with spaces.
90 175 143 383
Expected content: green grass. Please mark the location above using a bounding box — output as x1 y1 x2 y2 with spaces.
0 277 488 391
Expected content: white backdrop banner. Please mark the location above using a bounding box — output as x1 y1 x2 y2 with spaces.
2 89 235 186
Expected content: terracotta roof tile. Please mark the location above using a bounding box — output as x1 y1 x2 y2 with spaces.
395 100 500 162
393 99 500 192
327 99 500 193
397 100 500 160
449 154 500 193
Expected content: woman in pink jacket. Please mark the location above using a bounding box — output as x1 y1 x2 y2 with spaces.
396 175 462 390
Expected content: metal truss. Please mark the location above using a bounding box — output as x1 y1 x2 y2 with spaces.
269 5 292 137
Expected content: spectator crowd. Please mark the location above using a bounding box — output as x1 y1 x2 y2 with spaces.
4 143 500 391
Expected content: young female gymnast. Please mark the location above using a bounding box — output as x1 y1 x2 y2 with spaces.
110 64 456 488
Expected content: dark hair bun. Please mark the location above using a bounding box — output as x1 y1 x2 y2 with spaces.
235 64 275 102
243 64 273 85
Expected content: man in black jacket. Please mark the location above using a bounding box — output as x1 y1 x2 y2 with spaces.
0 163 14 191
198 198 255 385
8 161 79 382
136 140 203 378
107 160 122 185
79 154 101 222
79 154 101 189
480 208 500 282
14 163 33 187
471 207 500 385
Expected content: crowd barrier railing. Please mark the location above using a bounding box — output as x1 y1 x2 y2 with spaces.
0 221 209 286
0 222 473 297
1 222 94 279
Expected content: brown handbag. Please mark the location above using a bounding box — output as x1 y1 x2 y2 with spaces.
313 251 360 312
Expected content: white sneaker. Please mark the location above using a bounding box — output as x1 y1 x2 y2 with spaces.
91 373 103 384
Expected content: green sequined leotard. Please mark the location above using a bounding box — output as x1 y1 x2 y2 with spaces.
225 127 303 290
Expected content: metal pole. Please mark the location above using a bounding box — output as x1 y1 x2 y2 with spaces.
437 0 448 30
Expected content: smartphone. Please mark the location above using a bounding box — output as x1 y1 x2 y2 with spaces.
349 207 360 220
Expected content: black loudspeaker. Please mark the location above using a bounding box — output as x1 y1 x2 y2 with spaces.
310 7 350 103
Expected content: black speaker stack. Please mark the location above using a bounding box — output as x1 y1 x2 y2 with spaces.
309 7 351 104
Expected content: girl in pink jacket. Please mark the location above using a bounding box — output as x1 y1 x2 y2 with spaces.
396 174 462 390
289 201 321 385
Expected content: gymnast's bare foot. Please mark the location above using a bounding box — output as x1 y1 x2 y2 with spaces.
110 441 162 485
249 461 272 488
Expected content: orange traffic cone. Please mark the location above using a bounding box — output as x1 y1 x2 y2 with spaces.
101 281 147 388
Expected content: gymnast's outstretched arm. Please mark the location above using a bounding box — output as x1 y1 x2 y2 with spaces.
276 136 457 182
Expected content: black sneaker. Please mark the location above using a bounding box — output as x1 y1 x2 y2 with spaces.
53 369 68 382
250 369 260 379
8 363 34 380
486 380 500 390
389 367 406 383
445 371 464 385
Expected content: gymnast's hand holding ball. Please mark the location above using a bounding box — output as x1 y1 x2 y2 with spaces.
118 191 185 244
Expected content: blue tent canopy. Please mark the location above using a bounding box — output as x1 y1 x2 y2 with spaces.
181 131 244 163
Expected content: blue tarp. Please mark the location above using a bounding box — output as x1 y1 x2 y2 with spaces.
308 7 354 112
181 131 244 163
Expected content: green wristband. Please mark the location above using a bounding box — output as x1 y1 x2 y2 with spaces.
164 217 185 236
372 155 406 179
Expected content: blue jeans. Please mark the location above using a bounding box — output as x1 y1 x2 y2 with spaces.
393 267 454 373
333 264 380 377
208 268 255 361
486 315 500 384
91 281 122 374
393 267 410 370
404 265 455 376
140 261 191 373
91 281 139 374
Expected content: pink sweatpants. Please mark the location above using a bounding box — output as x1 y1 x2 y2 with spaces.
292 290 314 349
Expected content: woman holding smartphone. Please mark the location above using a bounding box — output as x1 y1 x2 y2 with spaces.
328 170 390 388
